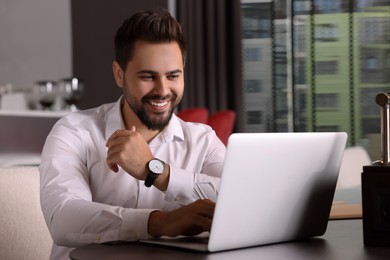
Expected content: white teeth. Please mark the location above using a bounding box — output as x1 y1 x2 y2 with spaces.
150 101 168 107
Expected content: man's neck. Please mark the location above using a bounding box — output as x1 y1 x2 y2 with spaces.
120 100 160 143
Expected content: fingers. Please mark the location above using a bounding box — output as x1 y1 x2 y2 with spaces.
106 129 130 173
106 127 138 173
182 214 213 236
108 162 119 173
192 199 215 219
105 127 153 177
105 129 134 147
148 199 216 237
184 199 215 234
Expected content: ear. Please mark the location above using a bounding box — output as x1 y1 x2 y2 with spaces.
112 61 124 88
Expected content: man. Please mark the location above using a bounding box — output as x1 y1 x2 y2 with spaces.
39 9 225 260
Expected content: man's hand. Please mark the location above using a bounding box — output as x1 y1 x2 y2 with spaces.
148 199 215 237
106 127 153 179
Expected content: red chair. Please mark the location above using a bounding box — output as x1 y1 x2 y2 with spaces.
177 107 209 124
208 110 236 145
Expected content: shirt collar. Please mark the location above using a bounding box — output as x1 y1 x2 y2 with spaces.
105 96 184 144
150 114 184 146
105 97 126 141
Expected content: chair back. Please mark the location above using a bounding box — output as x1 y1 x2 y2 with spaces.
0 167 52 260
208 110 236 145
177 107 209 124
336 146 371 189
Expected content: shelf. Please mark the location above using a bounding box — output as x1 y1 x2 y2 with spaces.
0 109 70 118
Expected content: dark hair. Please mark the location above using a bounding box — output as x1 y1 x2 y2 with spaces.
114 9 187 70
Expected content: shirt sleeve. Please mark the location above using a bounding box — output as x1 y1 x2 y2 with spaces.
164 165 222 205
39 121 153 247
162 127 226 205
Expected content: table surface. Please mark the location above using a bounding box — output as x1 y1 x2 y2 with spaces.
70 219 390 260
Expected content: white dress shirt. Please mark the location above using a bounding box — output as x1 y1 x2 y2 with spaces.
39 97 226 260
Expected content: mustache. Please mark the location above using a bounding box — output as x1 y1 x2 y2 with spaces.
142 94 177 102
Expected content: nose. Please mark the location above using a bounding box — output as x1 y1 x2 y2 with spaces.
154 77 170 96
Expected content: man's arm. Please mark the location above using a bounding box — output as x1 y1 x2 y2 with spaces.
40 118 223 246
106 128 172 191
39 122 156 246
148 199 215 237
106 125 224 204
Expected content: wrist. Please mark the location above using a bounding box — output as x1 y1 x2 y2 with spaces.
145 158 166 187
153 164 170 191
148 210 165 237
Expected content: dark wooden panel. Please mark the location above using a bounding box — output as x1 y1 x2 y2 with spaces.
71 0 168 109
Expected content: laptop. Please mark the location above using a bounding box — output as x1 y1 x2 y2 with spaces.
140 132 348 252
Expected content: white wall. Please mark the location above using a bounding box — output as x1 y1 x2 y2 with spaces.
0 0 72 90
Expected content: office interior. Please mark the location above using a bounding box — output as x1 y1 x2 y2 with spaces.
0 0 389 259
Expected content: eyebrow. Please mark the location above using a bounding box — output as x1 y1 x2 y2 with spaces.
137 69 182 75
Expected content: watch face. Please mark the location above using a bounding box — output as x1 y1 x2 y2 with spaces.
149 159 165 174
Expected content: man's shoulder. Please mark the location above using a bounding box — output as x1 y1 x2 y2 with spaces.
176 116 214 137
57 102 117 128
181 121 212 132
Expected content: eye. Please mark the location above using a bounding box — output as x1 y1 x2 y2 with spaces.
140 75 154 81
167 74 180 80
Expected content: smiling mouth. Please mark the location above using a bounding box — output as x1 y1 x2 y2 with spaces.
150 101 169 107
143 94 176 110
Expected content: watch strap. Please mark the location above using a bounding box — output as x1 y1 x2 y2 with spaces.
145 171 158 187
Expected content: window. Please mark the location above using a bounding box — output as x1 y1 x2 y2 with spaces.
317 125 340 132
294 0 311 15
362 118 381 135
240 0 390 159
360 48 390 83
241 3 272 39
315 24 338 42
316 93 339 109
359 17 390 44
243 48 262 62
361 88 386 116
295 24 307 53
246 111 263 124
314 0 348 14
357 0 390 9
316 61 338 75
295 60 306 84
244 80 262 93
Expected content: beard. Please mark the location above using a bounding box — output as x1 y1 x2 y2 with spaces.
121 74 182 131
123 91 179 131
139 94 177 131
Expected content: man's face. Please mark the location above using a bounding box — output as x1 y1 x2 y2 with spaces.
114 41 184 130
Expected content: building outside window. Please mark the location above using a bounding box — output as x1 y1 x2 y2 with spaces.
244 48 262 62
316 93 339 109
315 24 339 42
244 80 263 93
240 0 390 160
316 61 339 75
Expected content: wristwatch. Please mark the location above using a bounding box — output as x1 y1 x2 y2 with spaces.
144 158 166 187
